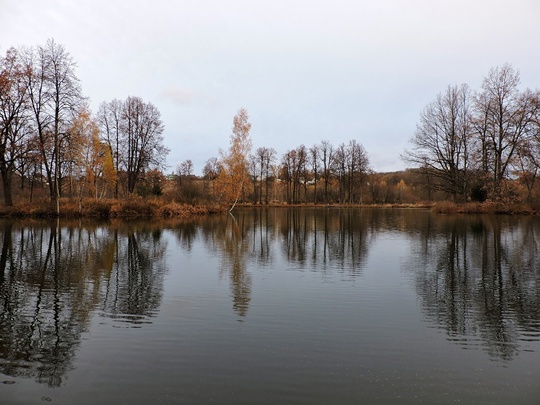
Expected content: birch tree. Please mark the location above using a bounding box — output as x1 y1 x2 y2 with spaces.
216 108 252 211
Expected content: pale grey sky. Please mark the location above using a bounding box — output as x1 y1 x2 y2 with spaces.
2 0 539 174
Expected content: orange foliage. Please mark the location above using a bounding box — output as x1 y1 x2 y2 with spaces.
216 108 252 210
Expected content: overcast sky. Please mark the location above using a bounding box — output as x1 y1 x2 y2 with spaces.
2 0 539 174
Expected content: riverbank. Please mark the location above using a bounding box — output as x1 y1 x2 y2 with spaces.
0 198 221 218
431 201 537 215
0 198 536 218
238 201 537 215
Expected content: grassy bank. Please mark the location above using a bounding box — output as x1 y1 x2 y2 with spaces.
0 198 536 218
0 197 223 219
431 201 537 215
241 201 537 214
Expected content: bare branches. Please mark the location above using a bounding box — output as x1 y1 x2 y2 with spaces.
98 97 168 195
403 84 472 201
404 64 540 202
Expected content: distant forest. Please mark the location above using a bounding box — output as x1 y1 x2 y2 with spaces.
1 40 539 213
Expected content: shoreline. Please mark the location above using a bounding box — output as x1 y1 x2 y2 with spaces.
0 199 536 219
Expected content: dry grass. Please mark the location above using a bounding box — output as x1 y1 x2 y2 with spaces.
0 198 535 218
156 202 216 217
0 197 222 218
432 201 536 215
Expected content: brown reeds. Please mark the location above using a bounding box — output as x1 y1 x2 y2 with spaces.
432 201 536 215
0 197 223 219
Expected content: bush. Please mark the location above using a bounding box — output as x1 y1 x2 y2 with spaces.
109 197 159 217
81 199 112 218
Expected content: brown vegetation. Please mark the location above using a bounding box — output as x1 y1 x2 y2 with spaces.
0 197 220 219
2 41 540 218
431 201 536 215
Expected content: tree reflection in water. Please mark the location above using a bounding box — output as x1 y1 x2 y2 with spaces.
407 214 540 361
202 212 253 317
100 223 167 325
2 208 538 389
194 208 374 317
0 220 166 386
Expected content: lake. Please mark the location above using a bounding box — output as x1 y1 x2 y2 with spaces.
1 208 539 404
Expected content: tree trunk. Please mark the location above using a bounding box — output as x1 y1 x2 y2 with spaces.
0 162 13 206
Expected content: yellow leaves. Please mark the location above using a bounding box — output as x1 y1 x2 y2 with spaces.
216 108 253 208
102 146 117 194
70 105 117 198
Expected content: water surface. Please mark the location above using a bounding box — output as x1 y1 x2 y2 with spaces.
1 208 539 404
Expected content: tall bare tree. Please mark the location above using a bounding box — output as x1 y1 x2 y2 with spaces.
254 146 276 204
309 144 319 203
98 97 169 196
514 92 540 201
474 64 538 198
333 143 348 203
0 48 31 206
122 96 168 194
319 140 334 203
403 84 473 201
23 39 84 212
280 149 295 204
346 139 369 203
97 98 123 197
296 144 308 203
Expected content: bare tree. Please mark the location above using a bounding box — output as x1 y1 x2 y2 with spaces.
203 157 220 180
202 156 220 200
97 99 123 197
309 144 319 203
254 147 265 204
333 143 347 203
0 48 31 206
262 147 276 204
514 92 540 201
347 139 369 203
254 147 276 204
403 84 473 201
121 96 168 194
22 40 84 212
179 159 193 177
319 140 333 203
280 149 295 204
474 64 538 198
296 144 308 202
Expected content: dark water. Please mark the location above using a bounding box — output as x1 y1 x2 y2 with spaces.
1 208 539 404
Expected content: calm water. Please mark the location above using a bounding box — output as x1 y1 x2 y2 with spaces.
1 208 540 404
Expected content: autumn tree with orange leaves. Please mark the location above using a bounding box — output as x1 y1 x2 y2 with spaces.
216 108 252 211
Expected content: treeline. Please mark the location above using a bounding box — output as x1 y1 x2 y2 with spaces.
175 114 372 206
174 65 540 209
168 110 428 207
3 40 539 213
403 64 540 205
0 40 169 211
